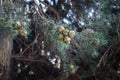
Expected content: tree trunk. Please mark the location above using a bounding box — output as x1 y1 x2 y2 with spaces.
0 36 12 80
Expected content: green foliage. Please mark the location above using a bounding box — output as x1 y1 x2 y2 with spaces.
0 0 30 39
75 28 107 57
33 14 78 76
0 0 119 79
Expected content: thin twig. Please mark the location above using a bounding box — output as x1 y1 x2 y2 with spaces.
38 0 60 21
0 0 2 6
11 55 45 62
34 0 46 18
75 73 83 80
9 0 15 9
116 13 120 42
97 43 119 67
20 34 39 55
16 38 28 47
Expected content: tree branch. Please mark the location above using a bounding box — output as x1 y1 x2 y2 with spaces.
116 13 120 42
0 0 2 6
38 0 60 21
97 43 119 67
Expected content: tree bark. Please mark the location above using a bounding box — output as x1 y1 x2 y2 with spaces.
0 36 12 80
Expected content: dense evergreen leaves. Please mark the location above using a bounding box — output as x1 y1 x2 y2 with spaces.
0 0 120 80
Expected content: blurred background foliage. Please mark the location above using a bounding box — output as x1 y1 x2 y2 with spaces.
0 0 120 80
